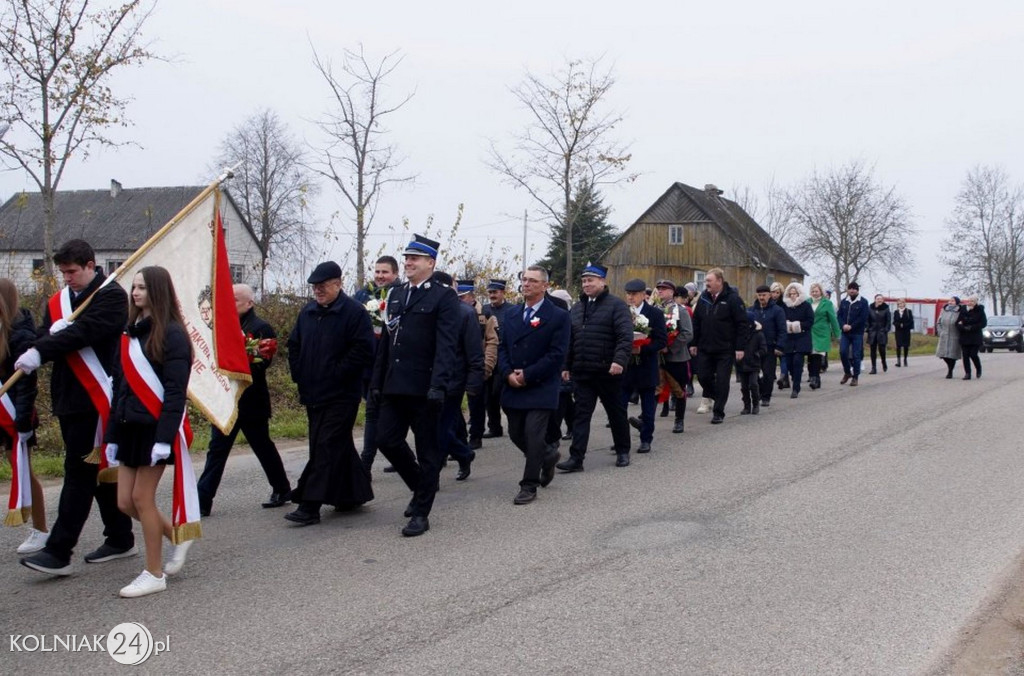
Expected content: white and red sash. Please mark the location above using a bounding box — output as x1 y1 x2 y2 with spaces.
120 334 201 543
1 385 30 526
48 288 115 471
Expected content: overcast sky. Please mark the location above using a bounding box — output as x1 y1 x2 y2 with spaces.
2 0 1023 297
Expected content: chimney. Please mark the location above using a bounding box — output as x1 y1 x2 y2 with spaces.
110 179 122 198
704 184 723 196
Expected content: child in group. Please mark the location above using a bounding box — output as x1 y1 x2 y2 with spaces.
738 312 767 415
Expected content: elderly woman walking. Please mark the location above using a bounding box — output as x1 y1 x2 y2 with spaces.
892 299 914 367
935 297 962 378
866 294 892 374
807 283 840 389
781 282 814 398
957 296 987 380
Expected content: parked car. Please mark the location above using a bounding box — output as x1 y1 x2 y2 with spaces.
982 315 1024 352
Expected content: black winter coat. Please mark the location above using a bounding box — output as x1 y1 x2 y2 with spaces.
692 282 750 353
107 319 191 446
782 301 815 354
956 304 988 347
737 325 767 373
866 302 892 346
2 308 38 434
35 269 127 416
238 308 275 420
451 302 485 397
749 300 787 352
622 301 668 391
289 293 375 406
566 287 633 377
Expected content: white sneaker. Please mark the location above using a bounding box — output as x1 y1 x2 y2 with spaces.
119 570 167 598
696 398 711 414
164 539 193 576
16 528 49 554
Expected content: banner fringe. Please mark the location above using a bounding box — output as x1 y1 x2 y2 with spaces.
83 447 103 465
172 521 202 545
4 508 25 527
97 467 119 484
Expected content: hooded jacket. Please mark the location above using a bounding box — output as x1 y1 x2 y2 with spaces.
782 283 814 354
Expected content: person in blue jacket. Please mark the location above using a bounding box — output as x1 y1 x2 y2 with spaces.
837 281 869 386
622 278 667 456
749 284 787 406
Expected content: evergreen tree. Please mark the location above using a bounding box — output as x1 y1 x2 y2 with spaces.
539 182 619 290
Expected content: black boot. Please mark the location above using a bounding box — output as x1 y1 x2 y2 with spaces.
672 397 685 433
660 400 670 417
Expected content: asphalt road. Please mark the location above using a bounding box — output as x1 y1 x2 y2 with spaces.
3 353 1024 674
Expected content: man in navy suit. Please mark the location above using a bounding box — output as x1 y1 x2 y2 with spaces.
498 265 571 505
622 278 668 455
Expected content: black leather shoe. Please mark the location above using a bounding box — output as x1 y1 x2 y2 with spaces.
200 505 211 517
615 452 630 467
469 437 482 450
513 488 537 505
456 462 472 481
402 516 430 537
711 414 724 424
482 430 503 439
540 451 560 487
761 399 770 407
740 406 751 415
262 490 292 508
790 390 799 399
382 465 397 473
637 442 651 454
628 416 642 431
283 509 320 526
672 420 685 433
556 456 584 472
404 499 415 518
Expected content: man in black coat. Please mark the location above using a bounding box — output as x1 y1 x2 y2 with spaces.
371 234 461 537
749 284 787 407
621 278 667 455
18 239 135 576
285 261 375 526
197 284 292 516
690 267 749 425
556 263 634 472
441 277 484 481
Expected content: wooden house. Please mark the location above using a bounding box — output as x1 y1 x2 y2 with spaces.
600 182 807 302
0 181 262 294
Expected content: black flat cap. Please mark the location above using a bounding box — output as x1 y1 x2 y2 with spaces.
624 278 647 293
307 261 342 284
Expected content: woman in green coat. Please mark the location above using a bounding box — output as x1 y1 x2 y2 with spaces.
808 282 841 389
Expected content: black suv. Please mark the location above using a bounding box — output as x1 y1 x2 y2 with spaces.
982 315 1024 352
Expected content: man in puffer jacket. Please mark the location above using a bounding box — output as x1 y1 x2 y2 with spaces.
690 268 749 424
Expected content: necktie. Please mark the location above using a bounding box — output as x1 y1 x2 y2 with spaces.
524 307 534 324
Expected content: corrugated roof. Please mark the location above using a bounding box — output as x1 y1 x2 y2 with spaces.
0 186 256 251
604 182 807 276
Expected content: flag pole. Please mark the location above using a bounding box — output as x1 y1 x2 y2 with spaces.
0 166 242 400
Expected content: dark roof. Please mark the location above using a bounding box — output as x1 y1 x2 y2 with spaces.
0 185 256 251
606 182 807 275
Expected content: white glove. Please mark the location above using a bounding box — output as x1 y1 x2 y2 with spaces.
17 431 33 446
151 442 172 464
49 318 72 334
105 443 118 466
14 348 41 374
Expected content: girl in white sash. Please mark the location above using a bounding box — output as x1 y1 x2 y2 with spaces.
107 267 193 598
0 279 47 551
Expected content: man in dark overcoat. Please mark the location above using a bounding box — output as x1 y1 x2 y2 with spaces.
498 265 570 504
285 261 375 525
197 284 292 516
371 235 461 537
690 267 749 425
621 278 667 455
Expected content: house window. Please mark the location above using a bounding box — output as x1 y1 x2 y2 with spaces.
107 260 125 275
31 259 45 274
695 271 706 286
230 264 244 283
766 274 775 286
669 224 683 245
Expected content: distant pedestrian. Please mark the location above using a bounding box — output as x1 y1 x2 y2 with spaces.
807 282 840 389
749 284 786 406
622 278 667 454
957 296 987 380
935 297 962 378
781 282 814 398
738 312 767 414
866 294 892 374
892 299 914 367
655 279 693 433
837 282 868 386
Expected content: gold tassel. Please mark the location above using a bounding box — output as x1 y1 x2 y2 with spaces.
4 508 25 527
96 467 119 484
84 447 103 464
171 521 202 545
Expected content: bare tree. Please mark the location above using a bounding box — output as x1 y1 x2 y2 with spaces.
310 44 415 289
487 57 637 284
787 160 916 298
941 166 1024 314
731 176 795 250
213 109 318 293
0 0 158 287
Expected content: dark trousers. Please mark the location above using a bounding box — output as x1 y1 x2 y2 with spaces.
808 353 823 379
784 352 806 392
697 351 736 417
293 401 371 509
620 386 656 443
962 344 982 376
485 376 504 434
467 391 485 441
870 342 888 370
377 394 444 518
661 361 689 420
943 357 957 375
758 352 778 401
359 395 381 469
506 408 553 489
197 415 290 511
840 332 863 377
440 393 473 462
569 375 631 459
740 370 760 407
44 412 134 561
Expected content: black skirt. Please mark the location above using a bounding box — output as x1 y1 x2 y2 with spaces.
115 422 175 468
